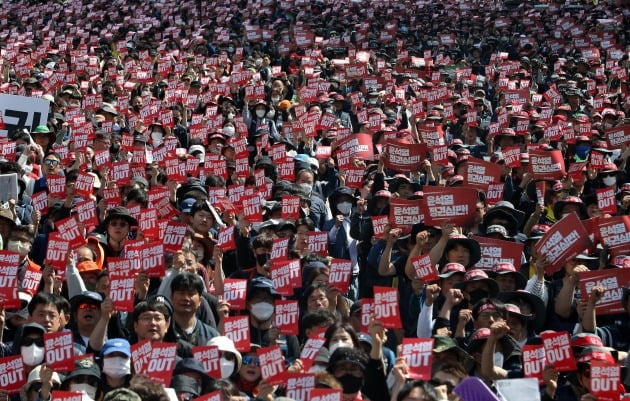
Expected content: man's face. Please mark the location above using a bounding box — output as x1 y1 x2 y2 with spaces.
134 311 170 341
43 156 62 175
191 210 213 234
495 275 516 293
29 302 61 333
76 302 101 328
171 288 201 316
254 247 272 276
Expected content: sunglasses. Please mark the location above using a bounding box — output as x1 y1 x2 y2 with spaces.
242 356 260 366
79 303 99 310
23 337 44 347
44 159 60 167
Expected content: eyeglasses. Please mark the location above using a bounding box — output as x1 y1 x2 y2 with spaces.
242 356 260 366
44 159 60 167
23 337 44 347
430 380 455 393
79 303 99 310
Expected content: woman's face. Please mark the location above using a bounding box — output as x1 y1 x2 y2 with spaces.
107 218 130 243
330 328 353 345
446 244 470 267
238 352 261 382
295 225 309 250
311 274 328 286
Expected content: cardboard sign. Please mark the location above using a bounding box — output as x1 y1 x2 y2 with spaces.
307 231 328 255
464 157 503 191
217 225 236 251
284 373 316 401
605 125 630 149
45 232 70 269
578 269 630 315
282 195 300 220
51 391 82 401
335 133 374 161
596 187 617 214
590 361 623 401
410 254 438 282
485 182 505 206
257 346 285 383
401 338 434 380
108 272 135 312
223 315 250 352
22 266 43 296
0 355 26 394
389 198 423 233
139 242 165 277
74 199 99 227
371 215 389 238
541 331 576 372
472 236 524 270
55 216 87 249
271 237 289 261
299 338 325 371
596 216 630 247
223 279 247 311
162 221 187 253
74 171 95 198
328 259 353 293
192 346 221 379
270 259 301 297
522 344 546 385
275 300 300 335
143 342 177 386
309 389 342 401
383 140 426 172
360 298 374 333
0 94 50 135
421 186 477 227
502 146 522 168
46 174 66 199
44 331 74 372
529 149 565 180
193 391 223 401
496 379 541 401
373 286 402 329
535 213 591 274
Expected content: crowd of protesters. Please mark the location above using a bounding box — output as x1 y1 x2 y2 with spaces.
0 0 629 400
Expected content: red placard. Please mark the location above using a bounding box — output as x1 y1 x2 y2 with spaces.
46 174 66 198
107 257 139 277
596 187 617 214
529 149 565 180
535 213 591 274
464 157 503 191
162 221 187 253
217 225 236 251
111 161 131 186
44 331 74 372
242 194 263 222
223 315 250 352
485 182 504 206
193 391 223 401
108 272 135 312
0 355 26 394
139 242 165 277
522 344 546 385
55 216 87 249
192 346 221 379
472 236 524 270
275 300 300 335
590 361 623 401
257 346 286 383
307 231 328 255
389 198 423 233
138 208 159 239
596 216 630 247
131 340 152 375
541 331 576 372
421 186 477 227
22 266 43 296
74 199 99 227
0 257 18 309
45 232 70 269
373 286 402 329
143 342 177 386
371 215 389 238
383 140 426 172
74 172 94 198
31 191 48 215
410 254 438 282
578 269 630 315
360 298 374 333
343 166 365 189
310 389 342 401
502 146 522 168
605 125 630 149
299 337 326 371
430 144 450 166
223 279 247 311
271 237 290 261
284 372 316 401
328 259 353 293
335 133 374 161
401 338 434 380
270 259 301 297
51 391 82 401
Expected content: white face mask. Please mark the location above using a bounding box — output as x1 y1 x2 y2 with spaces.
151 131 163 146
329 341 353 355
8 240 31 256
21 344 44 366
309 365 327 373
337 201 352 215
271 97 280 103
227 113 235 120
250 302 274 321
603 176 617 186
223 126 235 137
493 351 504 368
220 357 235 379
299 182 313 196
102 356 131 378
70 383 96 401
255 109 266 118
266 110 275 119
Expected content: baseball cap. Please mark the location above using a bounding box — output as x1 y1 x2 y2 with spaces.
102 338 131 357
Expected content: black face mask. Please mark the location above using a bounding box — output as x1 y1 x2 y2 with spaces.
468 289 489 305
256 253 271 267
109 143 120 154
337 374 363 394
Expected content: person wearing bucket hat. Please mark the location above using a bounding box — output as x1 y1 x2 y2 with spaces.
497 290 547 333
31 125 56 152
206 336 242 380
436 233 481 269
552 196 588 220
432 335 475 372
57 358 103 401
243 98 279 141
454 270 499 304
326 344 389 401
489 263 527 293
480 201 525 237
98 206 137 258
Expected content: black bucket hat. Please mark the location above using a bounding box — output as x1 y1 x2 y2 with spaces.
103 206 138 227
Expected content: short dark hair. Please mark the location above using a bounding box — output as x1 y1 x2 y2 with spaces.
324 322 360 349
301 283 330 310
171 272 204 296
28 292 61 316
252 231 276 250
133 299 172 322
189 200 212 216
53 294 71 316
472 298 506 320
397 381 438 401
301 309 337 332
